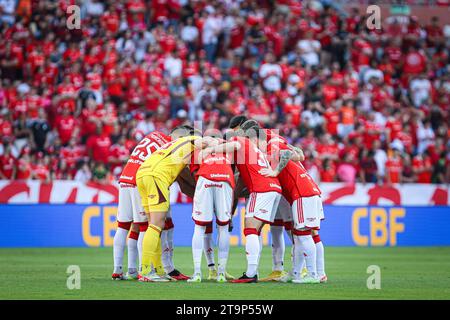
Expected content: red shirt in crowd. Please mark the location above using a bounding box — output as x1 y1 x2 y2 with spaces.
15 158 31 180
413 156 432 183
55 114 78 145
0 153 15 179
385 156 403 183
86 133 112 164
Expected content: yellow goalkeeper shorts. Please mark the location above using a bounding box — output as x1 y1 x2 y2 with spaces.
136 176 170 213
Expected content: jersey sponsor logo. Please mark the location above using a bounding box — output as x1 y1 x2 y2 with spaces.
119 182 135 188
269 183 282 190
194 210 202 215
307 217 316 222
204 156 229 163
148 194 156 199
210 173 230 179
259 209 268 214
119 175 134 181
204 183 223 189
127 158 143 165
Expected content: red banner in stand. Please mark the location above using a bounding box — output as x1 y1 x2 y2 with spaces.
0 181 448 206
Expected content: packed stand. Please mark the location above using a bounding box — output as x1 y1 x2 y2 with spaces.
0 0 449 184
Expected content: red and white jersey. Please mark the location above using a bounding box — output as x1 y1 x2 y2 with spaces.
230 136 282 194
190 146 235 188
119 131 171 185
268 140 321 203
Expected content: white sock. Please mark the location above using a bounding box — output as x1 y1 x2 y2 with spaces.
192 225 205 275
204 231 215 270
256 234 264 275
299 259 305 272
245 233 260 277
294 234 317 278
270 226 285 272
167 228 175 271
127 236 138 273
292 237 305 277
217 225 230 274
161 230 174 274
113 227 128 274
137 231 145 273
316 240 325 277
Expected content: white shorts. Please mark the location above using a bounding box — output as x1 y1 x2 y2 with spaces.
117 183 147 223
192 177 233 225
273 195 292 225
292 195 324 230
245 192 282 223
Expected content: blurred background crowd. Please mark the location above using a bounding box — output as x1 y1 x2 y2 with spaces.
0 0 449 184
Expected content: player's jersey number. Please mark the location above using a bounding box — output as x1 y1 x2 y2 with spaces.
254 146 270 168
131 138 161 161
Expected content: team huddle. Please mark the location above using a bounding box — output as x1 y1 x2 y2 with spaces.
112 116 327 284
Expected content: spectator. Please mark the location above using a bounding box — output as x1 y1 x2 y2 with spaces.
259 53 282 92
410 73 431 107
413 152 433 183
86 124 112 164
297 30 321 67
164 50 183 79
0 0 16 25
74 162 92 183
202 7 223 63
385 148 404 184
0 141 15 179
91 162 110 184
359 149 378 184
417 120 435 154
29 108 51 153
15 150 31 180
337 153 358 184
373 140 388 183
0 1 448 185
169 77 186 118
136 112 156 135
181 17 199 53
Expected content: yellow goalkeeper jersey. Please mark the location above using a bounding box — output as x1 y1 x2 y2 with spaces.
136 135 200 185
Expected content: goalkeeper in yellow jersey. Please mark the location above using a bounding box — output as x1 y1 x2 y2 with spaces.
136 125 217 282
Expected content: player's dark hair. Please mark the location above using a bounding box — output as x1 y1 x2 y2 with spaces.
245 126 266 141
241 119 260 132
228 115 248 129
171 125 195 136
223 130 236 140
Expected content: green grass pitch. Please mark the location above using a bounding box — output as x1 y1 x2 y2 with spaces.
1 246 450 300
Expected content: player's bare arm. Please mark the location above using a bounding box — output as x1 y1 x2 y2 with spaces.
199 141 241 159
260 149 294 177
231 176 248 216
289 146 305 162
193 136 219 149
268 136 304 162
176 167 196 198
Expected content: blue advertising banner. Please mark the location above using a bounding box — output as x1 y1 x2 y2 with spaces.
0 204 449 247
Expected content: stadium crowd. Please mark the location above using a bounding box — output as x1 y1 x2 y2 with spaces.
0 0 449 184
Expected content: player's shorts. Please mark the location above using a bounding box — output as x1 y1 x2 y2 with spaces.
272 195 292 226
136 175 170 213
292 195 324 230
117 183 147 223
192 177 233 225
245 192 282 223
